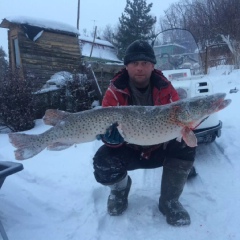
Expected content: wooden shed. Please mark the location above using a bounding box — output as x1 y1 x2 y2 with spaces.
0 16 82 90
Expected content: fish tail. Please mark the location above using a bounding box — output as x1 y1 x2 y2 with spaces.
43 109 70 126
8 133 46 160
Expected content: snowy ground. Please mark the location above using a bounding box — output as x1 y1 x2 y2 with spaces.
0 65 239 240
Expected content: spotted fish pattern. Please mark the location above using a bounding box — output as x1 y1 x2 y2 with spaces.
8 93 231 160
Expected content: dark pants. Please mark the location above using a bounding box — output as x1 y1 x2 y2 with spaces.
93 139 196 185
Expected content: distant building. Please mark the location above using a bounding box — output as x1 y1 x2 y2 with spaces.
78 36 123 93
79 36 122 63
154 43 187 70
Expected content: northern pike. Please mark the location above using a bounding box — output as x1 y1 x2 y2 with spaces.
8 93 231 160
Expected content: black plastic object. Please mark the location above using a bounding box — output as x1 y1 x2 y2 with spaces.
0 161 23 240
0 161 23 189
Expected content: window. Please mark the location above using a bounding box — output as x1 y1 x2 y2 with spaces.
13 38 21 67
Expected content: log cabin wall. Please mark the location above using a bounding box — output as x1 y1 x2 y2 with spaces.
1 20 82 90
19 29 81 89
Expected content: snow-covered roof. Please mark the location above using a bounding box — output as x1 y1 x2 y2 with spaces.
79 36 114 47
154 43 186 49
1 16 79 35
79 37 122 63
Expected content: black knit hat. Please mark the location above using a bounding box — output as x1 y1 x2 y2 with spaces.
124 40 156 65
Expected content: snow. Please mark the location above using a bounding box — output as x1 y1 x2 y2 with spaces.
154 43 187 49
33 30 43 42
79 36 122 63
36 72 88 94
79 36 115 48
0 65 240 240
4 16 80 35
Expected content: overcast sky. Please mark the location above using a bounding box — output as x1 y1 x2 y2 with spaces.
0 0 177 55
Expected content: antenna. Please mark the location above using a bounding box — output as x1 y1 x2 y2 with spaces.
77 0 80 30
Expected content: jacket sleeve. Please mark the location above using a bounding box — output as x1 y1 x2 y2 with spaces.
169 84 180 102
102 87 119 107
100 88 124 148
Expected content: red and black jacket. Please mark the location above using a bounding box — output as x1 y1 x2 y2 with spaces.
102 68 179 107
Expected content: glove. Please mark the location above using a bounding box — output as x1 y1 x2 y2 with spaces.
96 122 124 147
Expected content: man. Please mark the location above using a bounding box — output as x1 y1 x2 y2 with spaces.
93 40 196 226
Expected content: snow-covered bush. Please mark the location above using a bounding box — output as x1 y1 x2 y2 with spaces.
34 71 96 117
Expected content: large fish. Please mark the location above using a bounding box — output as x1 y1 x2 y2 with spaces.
9 93 231 160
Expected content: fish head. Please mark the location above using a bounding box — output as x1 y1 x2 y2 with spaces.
175 93 231 128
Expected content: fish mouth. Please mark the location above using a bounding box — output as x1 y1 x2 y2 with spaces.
217 99 232 111
208 93 231 113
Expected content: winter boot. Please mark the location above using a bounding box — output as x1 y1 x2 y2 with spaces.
159 158 193 226
107 175 132 216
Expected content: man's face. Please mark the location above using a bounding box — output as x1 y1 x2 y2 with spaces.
126 61 154 88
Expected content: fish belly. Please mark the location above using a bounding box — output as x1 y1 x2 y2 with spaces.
115 109 182 145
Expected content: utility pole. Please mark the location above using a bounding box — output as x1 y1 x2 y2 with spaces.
90 26 97 58
77 0 80 30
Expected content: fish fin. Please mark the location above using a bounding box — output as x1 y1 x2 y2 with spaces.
47 142 73 151
181 127 198 147
176 136 182 142
43 109 71 126
8 133 45 160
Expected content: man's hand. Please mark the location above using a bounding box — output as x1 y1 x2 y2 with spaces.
96 122 124 146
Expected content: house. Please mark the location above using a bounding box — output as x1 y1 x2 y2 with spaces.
153 43 187 70
79 36 123 93
0 16 82 90
79 36 122 63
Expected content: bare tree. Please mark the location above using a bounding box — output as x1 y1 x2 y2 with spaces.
159 0 240 67
101 24 115 44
